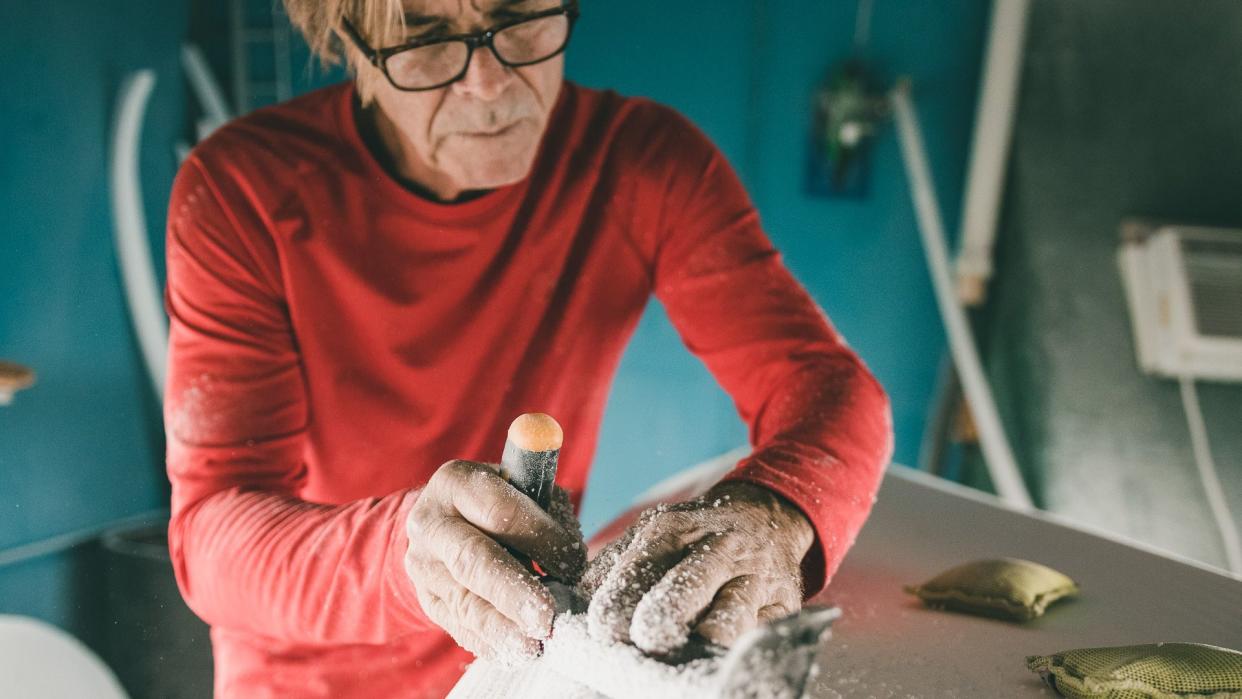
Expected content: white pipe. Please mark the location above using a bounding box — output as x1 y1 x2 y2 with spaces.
955 0 1031 306
109 70 168 401
180 44 233 132
891 81 1035 511
1178 376 1242 575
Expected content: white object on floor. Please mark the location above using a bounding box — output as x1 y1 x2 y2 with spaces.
0 615 129 699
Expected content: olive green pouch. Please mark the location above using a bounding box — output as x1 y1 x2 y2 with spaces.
1026 643 1242 698
903 557 1079 622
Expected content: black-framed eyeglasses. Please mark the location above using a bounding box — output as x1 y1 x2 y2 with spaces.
340 2 579 92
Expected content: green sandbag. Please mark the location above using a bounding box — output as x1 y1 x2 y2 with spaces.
904 557 1079 622
1027 642 1242 698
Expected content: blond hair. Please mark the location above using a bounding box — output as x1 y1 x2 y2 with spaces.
283 0 407 103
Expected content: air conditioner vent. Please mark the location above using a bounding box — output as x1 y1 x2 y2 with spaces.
1183 237 1242 339
1118 223 1242 383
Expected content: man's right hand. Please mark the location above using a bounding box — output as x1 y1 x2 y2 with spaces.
404 459 586 660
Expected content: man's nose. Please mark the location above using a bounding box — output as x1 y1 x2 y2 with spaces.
451 44 512 101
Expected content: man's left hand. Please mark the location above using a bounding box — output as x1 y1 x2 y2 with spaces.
583 481 814 656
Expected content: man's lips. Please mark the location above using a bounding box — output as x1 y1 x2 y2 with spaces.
457 120 524 139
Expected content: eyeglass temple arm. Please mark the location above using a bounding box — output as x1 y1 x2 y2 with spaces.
339 18 380 65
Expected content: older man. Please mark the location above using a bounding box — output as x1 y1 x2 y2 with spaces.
163 0 892 696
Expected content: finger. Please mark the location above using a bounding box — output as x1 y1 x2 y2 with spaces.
694 575 764 648
422 588 539 662
443 461 586 579
587 529 688 645
420 591 495 659
426 513 556 639
442 579 542 662
421 560 543 650
757 603 792 624
756 584 801 624
545 485 587 582
578 510 649 599
630 536 737 655
419 563 542 661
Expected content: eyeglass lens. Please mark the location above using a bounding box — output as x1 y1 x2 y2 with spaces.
385 14 570 89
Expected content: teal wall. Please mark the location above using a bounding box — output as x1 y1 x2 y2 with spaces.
570 1 989 531
0 0 186 643
0 0 989 639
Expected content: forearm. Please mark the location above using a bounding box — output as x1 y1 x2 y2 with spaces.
169 485 431 645
627 104 893 595
162 156 439 645
723 357 892 595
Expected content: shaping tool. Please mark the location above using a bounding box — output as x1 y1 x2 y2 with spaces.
716 605 841 698
500 413 562 510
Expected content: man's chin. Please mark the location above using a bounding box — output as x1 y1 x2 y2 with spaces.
437 123 541 189
444 154 537 193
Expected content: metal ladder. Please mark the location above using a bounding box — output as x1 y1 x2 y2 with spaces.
230 0 294 112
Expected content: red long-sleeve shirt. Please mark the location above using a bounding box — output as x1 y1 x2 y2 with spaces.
164 81 892 698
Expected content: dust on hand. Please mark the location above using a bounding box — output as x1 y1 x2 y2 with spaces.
581 482 812 658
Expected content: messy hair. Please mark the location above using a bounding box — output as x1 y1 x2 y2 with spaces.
283 0 407 103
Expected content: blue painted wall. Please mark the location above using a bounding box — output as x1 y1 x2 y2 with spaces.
562 0 758 532
0 0 988 638
570 1 990 532
0 0 185 639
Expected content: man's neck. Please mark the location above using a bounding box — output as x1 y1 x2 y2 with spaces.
352 96 491 204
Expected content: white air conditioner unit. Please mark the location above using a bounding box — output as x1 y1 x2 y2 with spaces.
1118 222 1242 382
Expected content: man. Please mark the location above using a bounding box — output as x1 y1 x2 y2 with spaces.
164 0 893 696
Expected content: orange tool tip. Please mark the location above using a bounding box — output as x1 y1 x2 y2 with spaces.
507 413 563 452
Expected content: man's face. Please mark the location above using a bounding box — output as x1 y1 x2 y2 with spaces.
365 0 566 198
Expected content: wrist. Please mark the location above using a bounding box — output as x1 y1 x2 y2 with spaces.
707 481 815 556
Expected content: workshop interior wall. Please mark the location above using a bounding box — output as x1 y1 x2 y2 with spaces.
0 0 186 648
570 1 990 532
968 0 1242 569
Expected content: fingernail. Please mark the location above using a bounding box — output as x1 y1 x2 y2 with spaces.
522 602 550 639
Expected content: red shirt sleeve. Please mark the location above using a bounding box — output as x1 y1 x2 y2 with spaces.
164 156 429 644
632 106 894 596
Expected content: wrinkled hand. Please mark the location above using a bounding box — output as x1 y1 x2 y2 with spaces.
404 460 586 660
583 481 814 656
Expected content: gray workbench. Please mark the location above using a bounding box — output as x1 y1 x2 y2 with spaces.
810 466 1242 697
